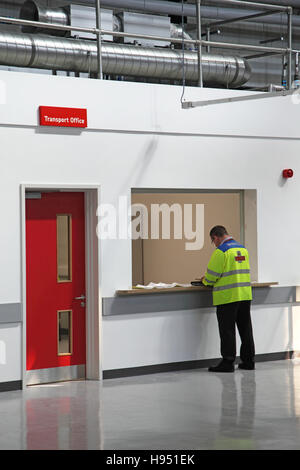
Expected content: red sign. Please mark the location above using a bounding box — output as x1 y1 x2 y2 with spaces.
39 106 87 128
235 256 245 262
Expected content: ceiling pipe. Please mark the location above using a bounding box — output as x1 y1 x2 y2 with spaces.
54 0 290 17
0 30 251 87
239 0 300 7
200 5 295 27
53 0 299 28
64 0 202 17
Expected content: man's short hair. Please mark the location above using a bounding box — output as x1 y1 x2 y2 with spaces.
210 225 228 238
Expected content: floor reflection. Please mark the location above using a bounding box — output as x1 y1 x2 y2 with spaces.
0 360 300 449
24 381 103 450
213 372 256 449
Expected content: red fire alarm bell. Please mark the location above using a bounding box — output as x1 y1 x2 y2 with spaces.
282 169 294 178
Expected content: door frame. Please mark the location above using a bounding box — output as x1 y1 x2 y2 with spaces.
20 184 102 387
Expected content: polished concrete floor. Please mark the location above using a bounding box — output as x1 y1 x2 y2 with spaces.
1 359 300 450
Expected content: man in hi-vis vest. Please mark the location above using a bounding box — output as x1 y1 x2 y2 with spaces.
201 225 255 372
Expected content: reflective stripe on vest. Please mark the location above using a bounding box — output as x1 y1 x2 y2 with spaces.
213 282 252 292
221 269 250 278
207 268 250 278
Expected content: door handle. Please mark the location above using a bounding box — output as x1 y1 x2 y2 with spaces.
74 295 86 307
74 295 86 300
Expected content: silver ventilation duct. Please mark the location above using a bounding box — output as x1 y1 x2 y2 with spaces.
20 1 69 36
20 1 195 42
0 31 251 86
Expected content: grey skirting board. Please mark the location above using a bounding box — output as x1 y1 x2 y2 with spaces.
102 286 298 316
0 380 22 392
103 351 295 379
0 303 22 323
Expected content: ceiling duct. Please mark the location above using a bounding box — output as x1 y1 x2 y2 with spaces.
64 0 200 17
68 0 290 17
14 1 251 87
0 30 251 87
20 0 69 35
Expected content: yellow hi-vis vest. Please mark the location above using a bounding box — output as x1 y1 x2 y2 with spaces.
202 238 252 306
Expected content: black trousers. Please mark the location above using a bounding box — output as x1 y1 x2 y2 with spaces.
216 300 255 364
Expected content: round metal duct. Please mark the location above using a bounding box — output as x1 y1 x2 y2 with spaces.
0 31 251 87
20 0 69 36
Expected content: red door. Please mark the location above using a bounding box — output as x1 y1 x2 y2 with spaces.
26 192 86 384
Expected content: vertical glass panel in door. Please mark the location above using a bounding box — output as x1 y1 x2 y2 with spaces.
58 310 72 355
57 214 72 282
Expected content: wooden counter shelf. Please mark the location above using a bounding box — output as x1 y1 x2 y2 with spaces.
116 282 278 296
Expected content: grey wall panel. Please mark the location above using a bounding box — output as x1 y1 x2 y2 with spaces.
102 286 298 316
0 303 22 323
0 288 295 320
103 290 213 316
252 286 295 305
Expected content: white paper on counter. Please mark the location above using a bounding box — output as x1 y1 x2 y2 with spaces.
135 282 192 289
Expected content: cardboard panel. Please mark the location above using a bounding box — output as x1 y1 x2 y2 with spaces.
131 192 241 285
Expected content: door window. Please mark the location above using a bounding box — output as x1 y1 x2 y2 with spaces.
57 214 72 282
58 310 72 355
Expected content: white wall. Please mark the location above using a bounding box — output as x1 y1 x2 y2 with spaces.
0 324 21 382
102 304 300 370
0 70 300 375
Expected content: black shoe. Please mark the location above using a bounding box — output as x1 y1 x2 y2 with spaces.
208 361 234 373
238 362 255 370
